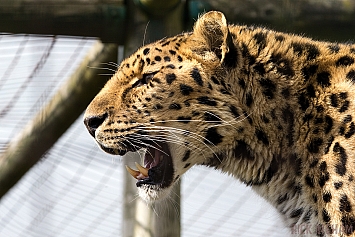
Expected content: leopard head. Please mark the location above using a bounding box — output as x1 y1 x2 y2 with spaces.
84 11 241 202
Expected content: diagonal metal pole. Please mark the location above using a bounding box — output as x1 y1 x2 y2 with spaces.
0 41 118 198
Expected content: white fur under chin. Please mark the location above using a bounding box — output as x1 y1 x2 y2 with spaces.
137 185 173 203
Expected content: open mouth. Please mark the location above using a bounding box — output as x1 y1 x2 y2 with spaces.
101 142 174 188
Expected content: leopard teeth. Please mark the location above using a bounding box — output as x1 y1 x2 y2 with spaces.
125 165 140 179
135 162 149 177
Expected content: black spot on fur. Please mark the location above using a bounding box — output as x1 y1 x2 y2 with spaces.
345 122 355 138
153 104 163 110
341 215 355 235
323 192 332 203
166 73 176 84
154 56 161 61
182 150 191 162
259 78 276 99
183 163 191 169
229 105 240 118
343 115 352 123
143 48 150 55
340 195 352 213
269 53 294 77
307 138 323 153
246 92 253 106
253 32 267 53
307 85 316 97
164 56 170 62
317 72 331 87
238 78 246 88
205 127 223 145
190 68 203 86
322 209 331 222
166 64 175 69
324 136 334 154
177 116 191 123
292 42 320 60
177 55 183 62
333 142 347 176
282 107 295 147
277 194 288 205
302 64 319 81
169 103 181 110
234 140 254 160
169 50 176 55
328 44 340 53
334 182 343 189
324 115 333 134
290 208 304 219
305 175 315 188
336 56 354 67
330 94 338 107
281 88 290 99
256 129 269 145
197 96 217 106
347 70 355 83
254 63 265 75
180 84 193 95
275 34 285 41
204 112 221 123
211 76 220 85
298 93 309 111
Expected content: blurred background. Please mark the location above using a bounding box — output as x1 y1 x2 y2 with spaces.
0 1 354 236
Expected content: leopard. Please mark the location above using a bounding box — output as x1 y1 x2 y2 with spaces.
84 11 355 236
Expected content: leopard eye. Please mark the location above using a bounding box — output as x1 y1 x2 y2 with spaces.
132 71 158 88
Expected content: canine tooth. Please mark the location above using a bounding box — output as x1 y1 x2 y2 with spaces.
125 165 140 179
135 162 149 177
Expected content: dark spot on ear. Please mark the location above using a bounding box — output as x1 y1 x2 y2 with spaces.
180 84 193 95
255 129 269 145
333 142 347 176
346 69 355 83
302 64 318 81
328 44 340 53
182 150 191 162
205 127 223 145
190 68 203 86
143 48 150 55
197 96 217 106
253 32 267 54
166 73 176 84
336 56 354 67
317 72 331 87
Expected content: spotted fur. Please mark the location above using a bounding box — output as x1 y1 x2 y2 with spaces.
84 11 355 236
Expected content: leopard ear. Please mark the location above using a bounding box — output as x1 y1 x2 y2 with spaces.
193 11 238 67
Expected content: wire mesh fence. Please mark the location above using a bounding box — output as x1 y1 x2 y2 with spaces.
0 34 288 237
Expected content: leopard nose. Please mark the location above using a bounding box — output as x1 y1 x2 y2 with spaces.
84 113 108 137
